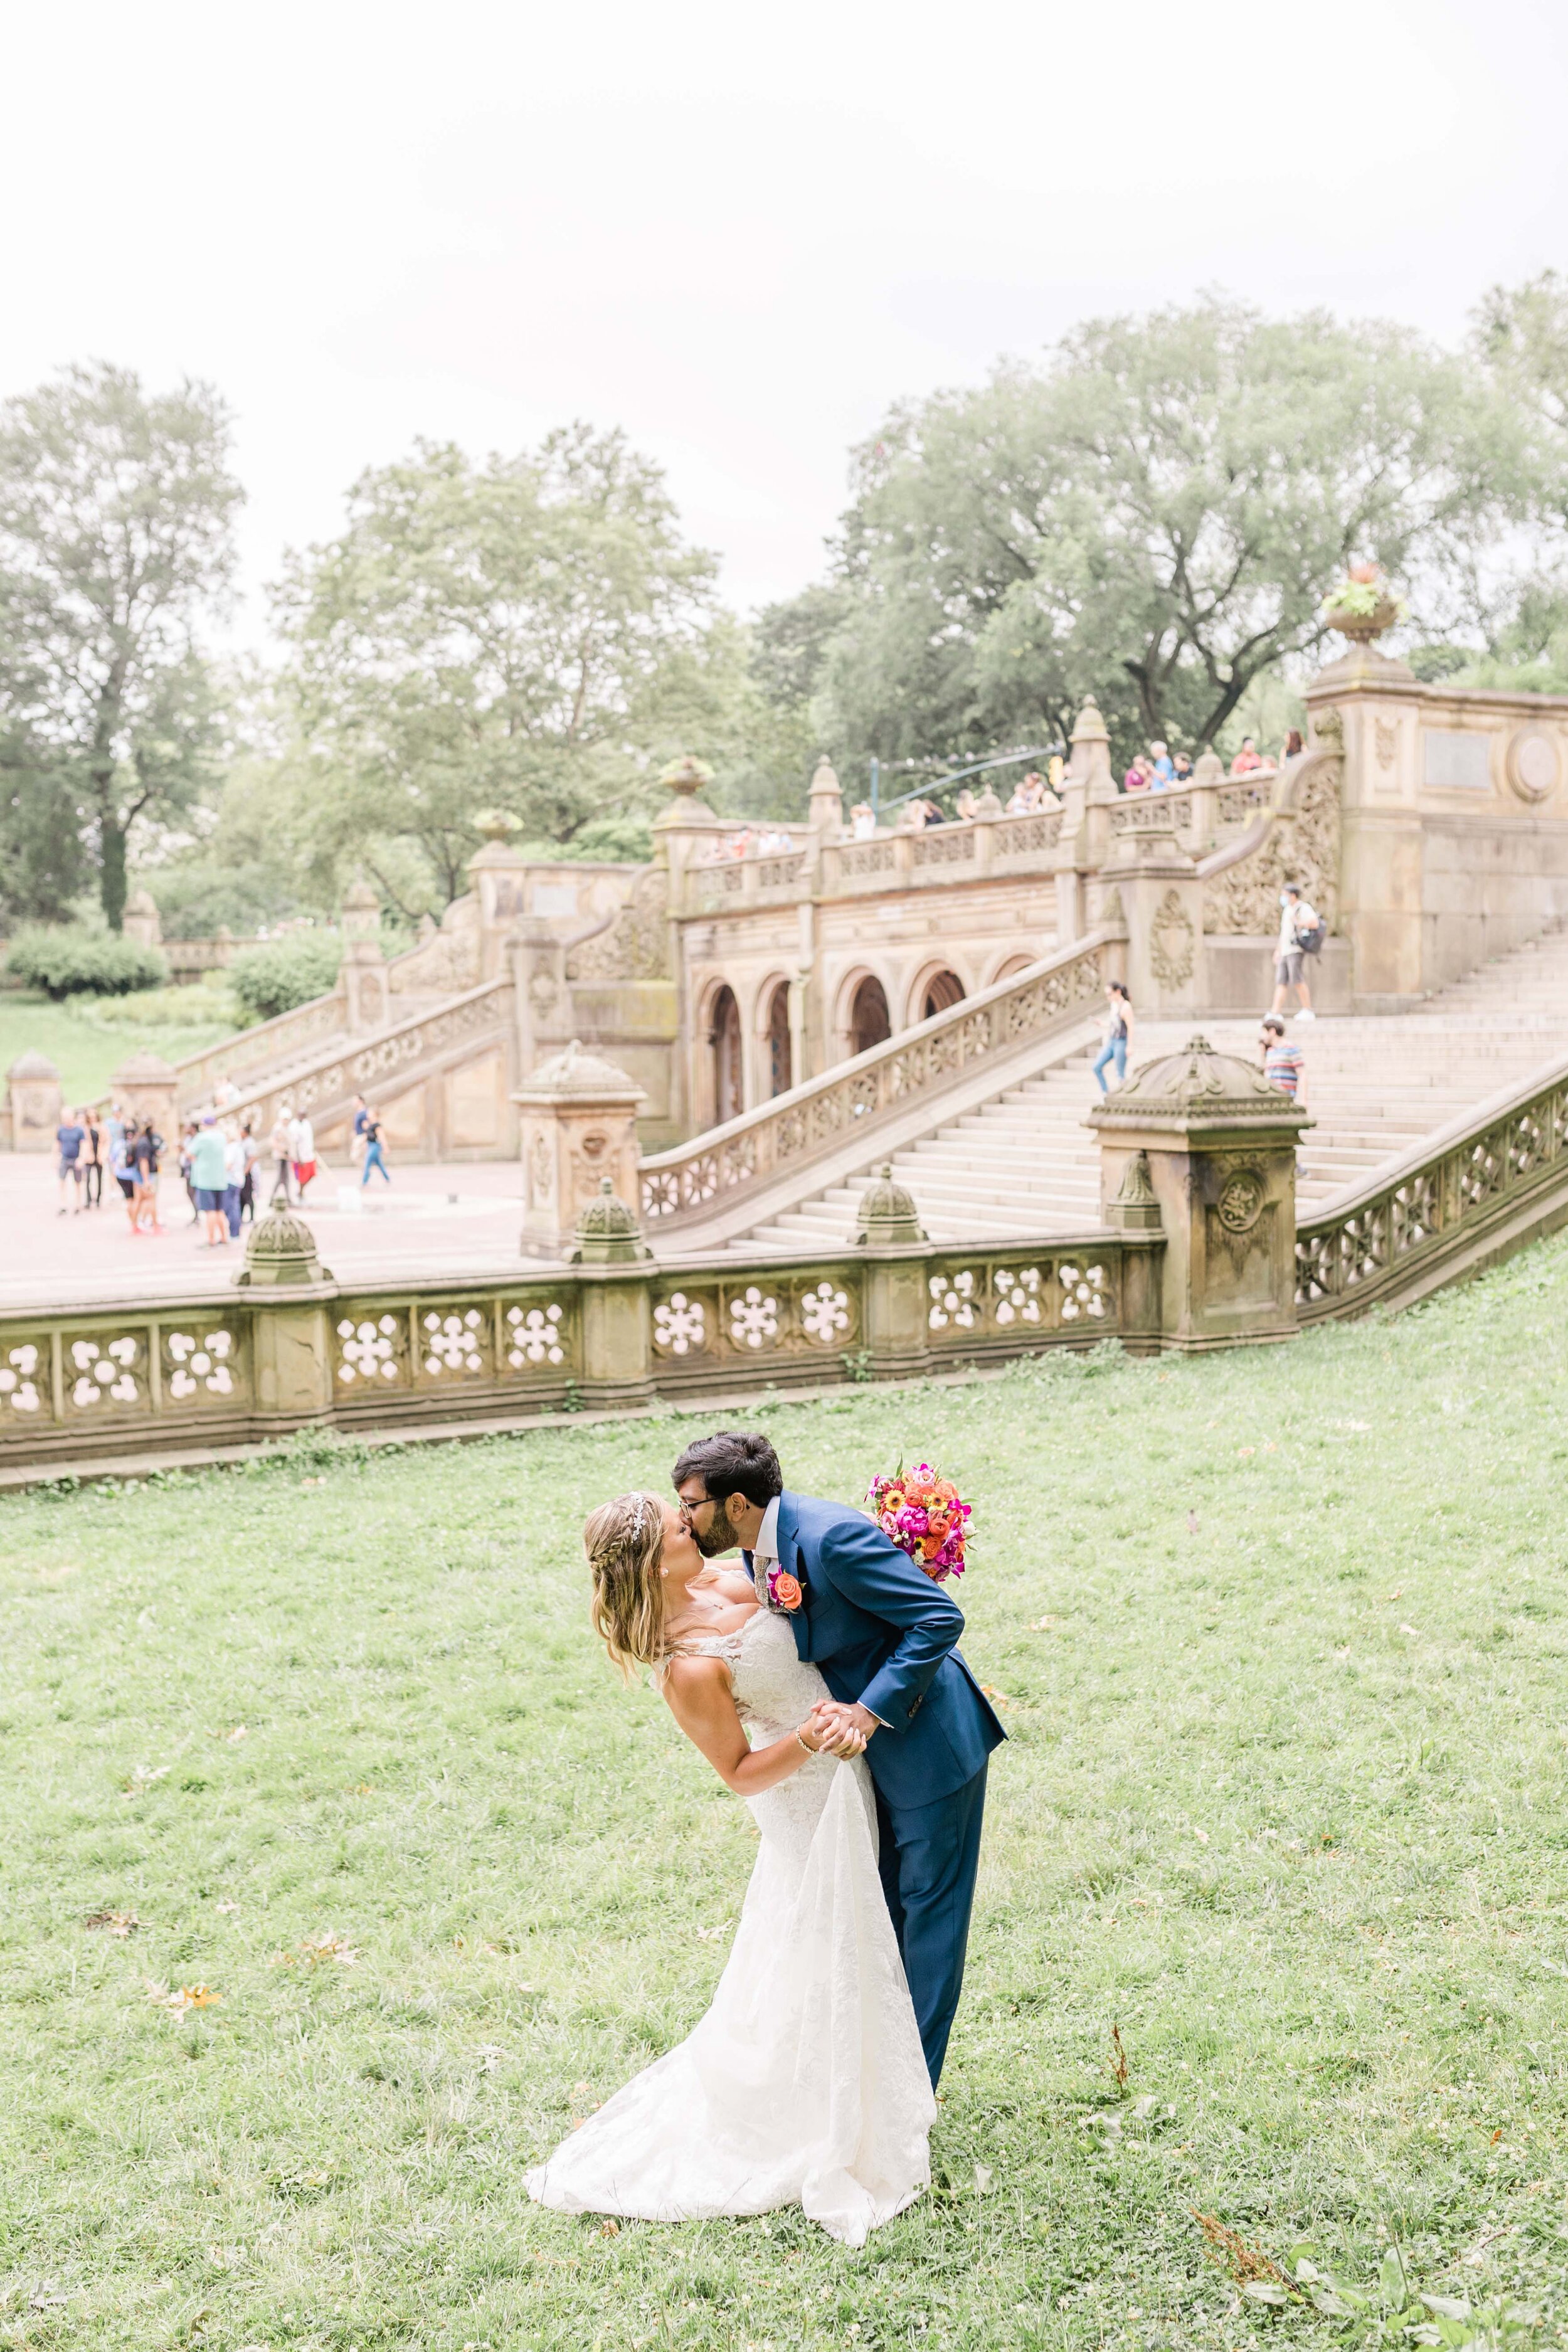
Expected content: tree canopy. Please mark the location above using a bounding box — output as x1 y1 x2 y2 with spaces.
805 297 1542 769
272 428 745 913
0 361 240 927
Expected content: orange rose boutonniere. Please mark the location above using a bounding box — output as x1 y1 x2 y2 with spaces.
766 1565 803 1613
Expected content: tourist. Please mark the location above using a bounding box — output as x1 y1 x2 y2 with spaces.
1093 982 1135 1094
190 1115 230 1249
222 1120 246 1241
1149 741 1174 786
1230 736 1264 776
955 788 978 822
270 1107 293 1204
288 1108 317 1200
350 1091 369 1170
177 1121 199 1222
1123 756 1152 794
82 1108 103 1208
1047 753 1065 794
919 798 947 827
1172 750 1194 784
239 1120 260 1224
1260 1016 1306 1104
110 1118 138 1231
214 1074 240 1111
850 803 877 840
360 1105 390 1188
129 1117 163 1233
56 1107 86 1214
1005 778 1033 815
1271 884 1319 1022
1282 729 1304 760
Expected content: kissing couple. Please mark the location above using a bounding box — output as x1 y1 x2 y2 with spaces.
525 1431 1005 2247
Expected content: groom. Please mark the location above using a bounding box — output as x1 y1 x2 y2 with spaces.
673 1430 1004 2087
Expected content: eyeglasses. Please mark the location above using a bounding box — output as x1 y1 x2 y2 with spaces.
677 1493 716 1522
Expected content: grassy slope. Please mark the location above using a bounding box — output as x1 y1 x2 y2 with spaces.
0 994 236 1106
2 1239 1567 2350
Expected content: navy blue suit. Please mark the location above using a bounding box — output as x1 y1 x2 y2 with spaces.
751 1490 1005 2085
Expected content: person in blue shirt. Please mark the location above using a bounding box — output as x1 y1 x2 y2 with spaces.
56 1112 85 1214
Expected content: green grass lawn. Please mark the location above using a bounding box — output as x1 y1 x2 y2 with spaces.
0 988 238 1105
4 1241 1568 2351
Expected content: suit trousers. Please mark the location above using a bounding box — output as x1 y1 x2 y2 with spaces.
874 1760 988 2088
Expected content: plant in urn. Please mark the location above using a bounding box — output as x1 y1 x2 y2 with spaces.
1320 561 1407 645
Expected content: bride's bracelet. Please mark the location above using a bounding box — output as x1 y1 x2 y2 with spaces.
795 1726 818 1756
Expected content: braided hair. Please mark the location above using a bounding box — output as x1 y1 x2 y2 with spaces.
583 1491 667 1681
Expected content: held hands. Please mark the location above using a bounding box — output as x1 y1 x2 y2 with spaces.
798 1701 868 1759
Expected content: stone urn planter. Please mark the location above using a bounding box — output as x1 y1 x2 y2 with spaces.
1323 595 1401 645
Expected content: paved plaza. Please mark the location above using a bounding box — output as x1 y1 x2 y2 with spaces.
1 1157 536 1310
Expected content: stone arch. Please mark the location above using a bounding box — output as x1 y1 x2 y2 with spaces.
704 980 744 1126
756 975 794 1098
835 968 894 1062
987 951 1036 987
908 964 967 1026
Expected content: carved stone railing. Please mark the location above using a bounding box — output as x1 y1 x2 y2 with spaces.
0 1226 1136 1474
167 987 351 1111
1199 748 1343 937
1296 1051 1568 1323
203 977 514 1138
638 935 1111 1228
1110 792 1194 837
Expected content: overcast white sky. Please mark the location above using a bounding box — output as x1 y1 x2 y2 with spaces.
4 0 1566 644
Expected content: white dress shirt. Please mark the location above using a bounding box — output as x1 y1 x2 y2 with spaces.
752 1495 781 1592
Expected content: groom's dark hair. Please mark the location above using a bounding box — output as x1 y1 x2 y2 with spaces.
672 1431 783 1508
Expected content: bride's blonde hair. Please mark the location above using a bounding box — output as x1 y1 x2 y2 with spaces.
584 1491 667 1681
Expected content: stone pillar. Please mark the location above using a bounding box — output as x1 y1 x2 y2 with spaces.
339 876 389 1034
233 1200 336 1428
465 826 531 979
1088 1036 1310 1350
808 755 844 840
508 918 572 1081
568 1178 655 1408
1053 696 1115 939
856 1165 932 1379
122 889 162 949
7 1051 62 1151
110 1051 177 1140
1097 803 1204 1018
514 1040 648 1258
1183 752 1223 853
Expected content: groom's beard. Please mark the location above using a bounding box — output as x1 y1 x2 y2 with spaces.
693 1498 744 1557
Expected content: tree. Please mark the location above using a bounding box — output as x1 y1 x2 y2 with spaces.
0 362 241 927
274 428 723 913
815 299 1535 768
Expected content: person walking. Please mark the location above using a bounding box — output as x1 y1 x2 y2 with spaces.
1093 982 1135 1094
1260 1017 1308 1126
56 1108 87 1214
222 1120 246 1241
349 1093 369 1170
289 1108 317 1200
1271 884 1319 1022
110 1118 139 1232
129 1118 164 1233
269 1108 293 1205
359 1106 390 1187
190 1115 230 1249
239 1120 260 1224
177 1122 200 1224
82 1110 103 1208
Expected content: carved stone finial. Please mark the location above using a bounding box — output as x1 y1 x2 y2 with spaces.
1106 1148 1163 1232
235 1198 328 1288
569 1175 649 1264
1071 697 1109 744
855 1162 927 1248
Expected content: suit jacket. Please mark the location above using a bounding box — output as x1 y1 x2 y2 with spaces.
751 1490 1005 1809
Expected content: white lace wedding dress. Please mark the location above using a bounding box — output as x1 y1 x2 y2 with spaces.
524 1608 935 2245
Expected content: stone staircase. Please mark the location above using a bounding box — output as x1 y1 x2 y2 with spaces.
729 925 1568 1252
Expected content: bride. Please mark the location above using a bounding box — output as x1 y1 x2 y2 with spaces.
524 1491 936 2247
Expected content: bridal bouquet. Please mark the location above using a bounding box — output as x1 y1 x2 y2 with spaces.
865 1463 971 1583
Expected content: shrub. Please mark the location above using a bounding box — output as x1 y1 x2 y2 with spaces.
6 930 167 1000
228 935 343 1024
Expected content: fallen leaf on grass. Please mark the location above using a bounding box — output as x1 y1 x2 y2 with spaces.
696 1920 733 1941
146 1980 221 2019
272 1932 360 1969
215 1899 240 1915
122 1764 167 1796
980 1685 1011 1707
1398 1623 1419 1637
85 1908 140 1936
973 2163 993 2193
1030 1614 1061 1629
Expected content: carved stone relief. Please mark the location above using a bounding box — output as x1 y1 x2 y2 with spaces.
1148 889 1195 986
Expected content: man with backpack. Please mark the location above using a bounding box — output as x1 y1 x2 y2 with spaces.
1271 884 1323 1022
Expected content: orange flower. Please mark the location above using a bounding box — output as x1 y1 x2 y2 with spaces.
768 1569 803 1613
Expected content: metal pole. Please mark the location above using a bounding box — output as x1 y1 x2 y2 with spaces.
870 756 879 823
